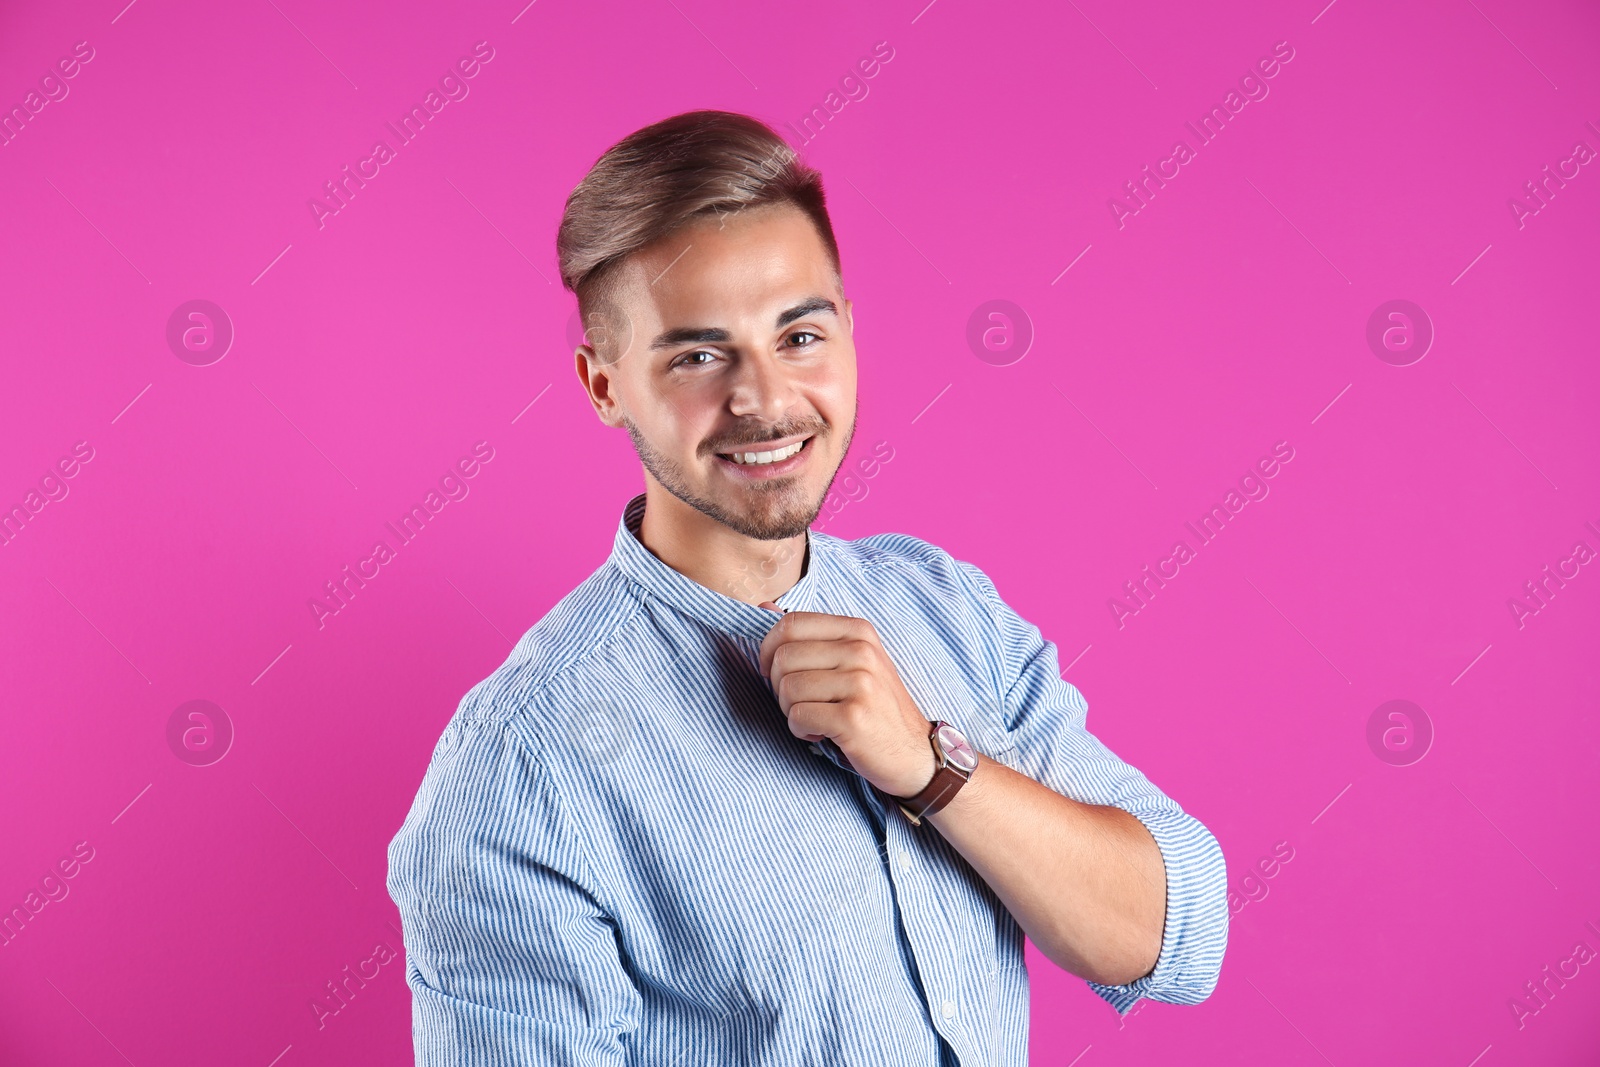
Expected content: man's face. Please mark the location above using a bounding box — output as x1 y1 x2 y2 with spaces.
576 202 857 540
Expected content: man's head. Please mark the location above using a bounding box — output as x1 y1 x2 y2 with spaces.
558 110 857 541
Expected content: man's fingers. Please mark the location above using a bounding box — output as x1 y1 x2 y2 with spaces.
775 667 862 712
785 699 843 742
768 639 876 692
757 611 875 678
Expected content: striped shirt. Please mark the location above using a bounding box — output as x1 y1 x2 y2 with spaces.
386 493 1228 1065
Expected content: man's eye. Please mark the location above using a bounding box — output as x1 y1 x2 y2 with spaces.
787 331 820 347
677 350 716 367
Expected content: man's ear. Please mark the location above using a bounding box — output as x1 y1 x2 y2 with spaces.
575 346 625 427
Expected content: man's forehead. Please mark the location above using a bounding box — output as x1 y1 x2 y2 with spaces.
636 281 839 329
610 208 837 323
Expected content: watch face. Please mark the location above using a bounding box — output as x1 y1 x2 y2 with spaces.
935 723 978 773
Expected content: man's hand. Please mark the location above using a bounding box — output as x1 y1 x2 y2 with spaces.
755 606 1173 988
756 605 937 799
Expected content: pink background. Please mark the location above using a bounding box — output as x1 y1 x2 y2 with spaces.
2 0 1597 1063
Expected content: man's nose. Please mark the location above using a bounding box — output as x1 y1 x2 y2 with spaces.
727 351 800 420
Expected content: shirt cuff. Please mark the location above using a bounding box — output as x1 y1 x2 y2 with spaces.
1084 806 1228 1015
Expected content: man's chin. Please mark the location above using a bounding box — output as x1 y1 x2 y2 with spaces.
708 487 820 540
673 476 822 540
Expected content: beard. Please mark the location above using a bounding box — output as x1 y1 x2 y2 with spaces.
622 408 857 541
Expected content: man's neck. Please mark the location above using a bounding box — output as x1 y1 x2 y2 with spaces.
636 481 808 606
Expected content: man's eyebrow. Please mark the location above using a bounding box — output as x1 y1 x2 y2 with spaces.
775 297 837 330
647 298 839 352
649 325 729 351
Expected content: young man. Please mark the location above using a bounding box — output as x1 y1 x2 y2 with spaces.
387 110 1228 1065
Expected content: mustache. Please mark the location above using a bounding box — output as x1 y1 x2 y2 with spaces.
704 423 826 454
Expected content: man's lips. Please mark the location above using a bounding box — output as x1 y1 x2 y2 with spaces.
711 433 814 458
710 434 816 477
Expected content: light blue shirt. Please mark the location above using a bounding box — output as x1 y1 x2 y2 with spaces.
387 494 1228 1065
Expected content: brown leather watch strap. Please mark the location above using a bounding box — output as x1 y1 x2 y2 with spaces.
896 765 967 826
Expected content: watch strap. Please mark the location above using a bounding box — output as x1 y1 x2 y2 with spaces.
896 720 973 826
896 767 967 826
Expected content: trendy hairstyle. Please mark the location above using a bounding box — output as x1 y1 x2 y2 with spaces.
556 109 842 362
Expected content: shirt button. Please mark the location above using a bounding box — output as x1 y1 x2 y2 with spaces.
898 848 912 866
941 999 956 1020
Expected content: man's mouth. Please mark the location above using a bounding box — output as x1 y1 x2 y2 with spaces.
716 435 812 463
711 434 816 476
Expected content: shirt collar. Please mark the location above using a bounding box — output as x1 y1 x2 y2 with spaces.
608 493 830 641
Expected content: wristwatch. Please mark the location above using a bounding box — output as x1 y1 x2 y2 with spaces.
895 720 979 826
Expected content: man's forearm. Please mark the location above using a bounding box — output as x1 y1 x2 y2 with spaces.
924 753 1167 986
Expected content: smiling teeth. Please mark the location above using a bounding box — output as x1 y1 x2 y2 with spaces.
725 439 805 465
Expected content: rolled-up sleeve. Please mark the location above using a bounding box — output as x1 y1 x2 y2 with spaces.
953 558 1229 1015
386 715 643 1064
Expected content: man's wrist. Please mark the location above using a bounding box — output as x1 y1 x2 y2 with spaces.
892 722 938 799
892 720 982 825
907 736 939 798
